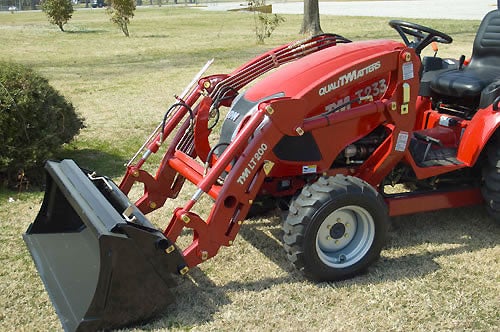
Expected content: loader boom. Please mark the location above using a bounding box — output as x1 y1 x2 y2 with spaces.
118 34 353 267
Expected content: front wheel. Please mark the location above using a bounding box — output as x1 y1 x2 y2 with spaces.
282 175 389 281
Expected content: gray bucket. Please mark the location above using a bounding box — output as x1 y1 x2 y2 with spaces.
24 160 186 331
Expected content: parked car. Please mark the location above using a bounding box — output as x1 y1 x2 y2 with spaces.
91 0 105 8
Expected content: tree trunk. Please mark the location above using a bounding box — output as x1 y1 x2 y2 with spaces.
121 23 129 37
58 23 65 32
300 0 323 35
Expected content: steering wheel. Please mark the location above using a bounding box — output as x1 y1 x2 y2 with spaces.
389 20 452 55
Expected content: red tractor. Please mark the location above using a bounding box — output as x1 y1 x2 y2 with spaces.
24 9 500 332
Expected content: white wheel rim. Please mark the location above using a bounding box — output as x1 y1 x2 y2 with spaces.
315 205 375 268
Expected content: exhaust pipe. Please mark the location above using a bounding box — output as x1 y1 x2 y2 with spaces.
24 160 186 331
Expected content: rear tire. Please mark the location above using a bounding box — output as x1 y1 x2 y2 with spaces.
282 175 389 281
481 132 500 224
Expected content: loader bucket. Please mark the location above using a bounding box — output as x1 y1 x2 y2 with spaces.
24 159 186 332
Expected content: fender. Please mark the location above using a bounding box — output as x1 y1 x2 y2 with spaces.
458 105 500 165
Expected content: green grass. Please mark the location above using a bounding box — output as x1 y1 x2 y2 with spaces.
0 7 498 331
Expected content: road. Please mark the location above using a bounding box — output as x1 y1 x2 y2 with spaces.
202 0 498 20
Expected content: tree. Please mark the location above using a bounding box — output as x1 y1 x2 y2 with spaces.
41 0 74 32
254 12 285 44
300 0 323 35
106 0 135 37
251 0 285 44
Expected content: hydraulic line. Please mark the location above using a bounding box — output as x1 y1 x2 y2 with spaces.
126 59 214 167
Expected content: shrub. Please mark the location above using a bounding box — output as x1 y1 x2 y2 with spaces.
251 1 285 44
0 61 84 187
254 13 285 44
107 0 135 37
41 0 74 32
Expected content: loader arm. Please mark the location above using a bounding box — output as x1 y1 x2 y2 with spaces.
115 35 354 258
119 34 350 211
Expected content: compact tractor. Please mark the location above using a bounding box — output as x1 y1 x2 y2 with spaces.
24 9 500 332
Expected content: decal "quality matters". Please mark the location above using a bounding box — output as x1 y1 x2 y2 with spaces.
319 61 381 96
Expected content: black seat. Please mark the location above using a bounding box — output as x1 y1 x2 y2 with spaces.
431 10 500 98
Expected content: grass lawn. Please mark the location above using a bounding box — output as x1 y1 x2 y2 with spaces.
0 6 498 331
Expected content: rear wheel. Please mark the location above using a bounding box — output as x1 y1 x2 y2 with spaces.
283 175 389 281
481 132 500 224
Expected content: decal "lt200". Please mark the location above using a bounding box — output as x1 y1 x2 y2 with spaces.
237 143 268 185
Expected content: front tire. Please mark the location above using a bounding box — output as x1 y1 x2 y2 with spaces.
282 175 389 281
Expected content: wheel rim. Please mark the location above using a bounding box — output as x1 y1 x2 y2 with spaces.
315 205 375 268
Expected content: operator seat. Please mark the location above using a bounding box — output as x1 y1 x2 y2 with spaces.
430 10 500 100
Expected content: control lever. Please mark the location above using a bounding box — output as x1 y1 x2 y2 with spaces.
414 132 443 146
431 42 438 57
414 132 443 163
458 55 466 70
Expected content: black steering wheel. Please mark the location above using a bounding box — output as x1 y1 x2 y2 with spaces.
389 20 453 55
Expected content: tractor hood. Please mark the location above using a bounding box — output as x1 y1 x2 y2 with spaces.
244 39 403 102
218 39 404 146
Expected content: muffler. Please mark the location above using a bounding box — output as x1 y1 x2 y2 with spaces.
24 160 186 332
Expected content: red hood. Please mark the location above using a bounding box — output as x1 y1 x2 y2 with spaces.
244 39 404 102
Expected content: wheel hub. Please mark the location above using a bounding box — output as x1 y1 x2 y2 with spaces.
316 205 375 268
330 222 346 239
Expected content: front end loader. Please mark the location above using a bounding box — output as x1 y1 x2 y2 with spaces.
25 10 500 331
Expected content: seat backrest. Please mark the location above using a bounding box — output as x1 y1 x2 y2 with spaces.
469 10 500 68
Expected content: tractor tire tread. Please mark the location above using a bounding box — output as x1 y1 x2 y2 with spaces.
282 174 389 281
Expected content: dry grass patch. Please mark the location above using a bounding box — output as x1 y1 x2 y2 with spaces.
0 7 498 332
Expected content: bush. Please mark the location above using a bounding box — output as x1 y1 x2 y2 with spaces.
41 0 74 32
251 0 285 44
0 61 84 187
254 13 285 44
107 0 135 37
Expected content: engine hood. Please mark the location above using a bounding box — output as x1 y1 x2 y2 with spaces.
244 39 404 102
217 39 405 149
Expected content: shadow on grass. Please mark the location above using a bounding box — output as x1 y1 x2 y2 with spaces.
237 205 500 286
123 205 500 330
66 29 108 34
57 148 128 179
1 148 126 191
132 267 233 330
142 34 170 38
